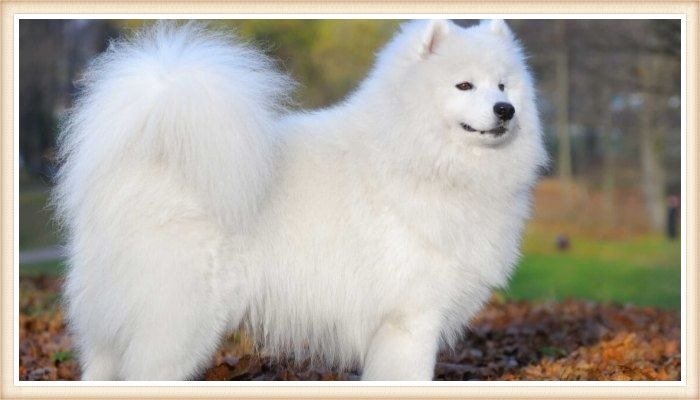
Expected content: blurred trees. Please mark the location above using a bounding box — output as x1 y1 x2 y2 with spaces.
19 19 681 233
507 19 681 231
553 20 574 209
19 20 118 179
19 20 64 179
224 20 401 107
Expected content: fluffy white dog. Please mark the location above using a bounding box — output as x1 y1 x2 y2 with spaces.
54 19 547 380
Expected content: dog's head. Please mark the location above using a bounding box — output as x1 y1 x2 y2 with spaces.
366 19 547 183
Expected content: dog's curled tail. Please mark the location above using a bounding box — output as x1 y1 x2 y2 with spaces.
54 22 293 230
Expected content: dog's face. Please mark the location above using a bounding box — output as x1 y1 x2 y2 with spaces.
365 19 545 183
433 21 524 144
383 20 536 150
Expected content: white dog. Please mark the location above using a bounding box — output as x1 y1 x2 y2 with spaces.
54 19 547 380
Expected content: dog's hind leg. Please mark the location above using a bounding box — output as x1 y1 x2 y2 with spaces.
113 219 245 381
118 304 230 381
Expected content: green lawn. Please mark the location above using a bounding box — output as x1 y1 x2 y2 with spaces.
20 260 66 278
19 189 60 251
503 229 682 309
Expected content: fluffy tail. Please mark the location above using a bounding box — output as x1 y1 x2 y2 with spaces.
54 22 292 231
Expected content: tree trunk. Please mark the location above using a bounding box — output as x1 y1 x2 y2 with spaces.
555 20 573 209
639 55 667 232
600 86 617 223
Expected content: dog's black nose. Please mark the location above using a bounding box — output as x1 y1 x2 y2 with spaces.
493 102 515 121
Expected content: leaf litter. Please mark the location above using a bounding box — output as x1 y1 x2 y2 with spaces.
19 276 680 381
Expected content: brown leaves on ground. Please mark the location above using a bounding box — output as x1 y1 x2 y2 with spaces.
457 297 680 380
19 276 79 380
509 332 680 380
19 276 680 381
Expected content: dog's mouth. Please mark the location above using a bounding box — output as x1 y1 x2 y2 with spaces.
460 123 508 137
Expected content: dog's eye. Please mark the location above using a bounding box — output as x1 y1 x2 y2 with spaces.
455 82 474 91
498 83 505 91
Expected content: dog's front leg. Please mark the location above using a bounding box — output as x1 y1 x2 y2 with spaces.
361 312 441 380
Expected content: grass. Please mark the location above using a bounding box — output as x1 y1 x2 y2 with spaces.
50 350 75 363
503 226 681 309
21 232 682 309
19 189 60 251
20 260 65 278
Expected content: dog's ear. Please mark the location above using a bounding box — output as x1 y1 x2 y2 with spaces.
481 19 513 39
417 19 451 58
390 19 452 62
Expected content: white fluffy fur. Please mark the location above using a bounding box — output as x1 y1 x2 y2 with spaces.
54 19 547 381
